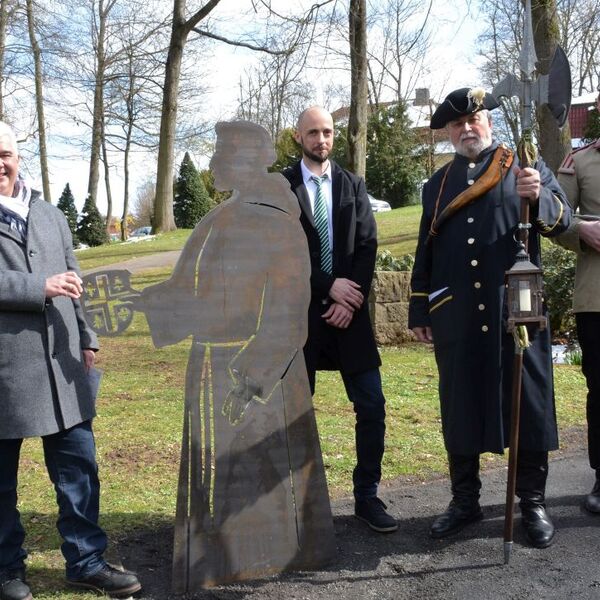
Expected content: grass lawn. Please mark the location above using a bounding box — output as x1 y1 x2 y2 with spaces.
75 205 420 272
75 229 193 271
375 204 422 257
15 212 588 598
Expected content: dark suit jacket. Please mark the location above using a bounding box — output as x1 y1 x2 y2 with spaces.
283 160 381 376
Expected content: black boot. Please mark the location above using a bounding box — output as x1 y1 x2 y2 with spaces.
430 454 483 539
584 469 600 514
517 450 555 549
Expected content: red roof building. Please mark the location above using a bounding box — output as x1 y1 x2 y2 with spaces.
568 92 597 142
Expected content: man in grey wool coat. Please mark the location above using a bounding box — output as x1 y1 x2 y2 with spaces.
0 122 140 600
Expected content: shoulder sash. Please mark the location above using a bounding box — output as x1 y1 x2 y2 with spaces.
427 145 513 244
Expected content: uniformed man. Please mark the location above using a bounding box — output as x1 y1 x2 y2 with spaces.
408 87 571 548
555 89 600 514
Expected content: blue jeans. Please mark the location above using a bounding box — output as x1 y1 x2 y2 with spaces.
308 367 386 500
0 421 107 579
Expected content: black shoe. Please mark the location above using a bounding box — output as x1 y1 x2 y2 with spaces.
521 505 555 548
0 568 32 600
430 500 483 539
67 564 141 598
584 478 600 514
354 497 398 532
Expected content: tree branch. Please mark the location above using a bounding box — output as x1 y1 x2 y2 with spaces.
191 27 291 55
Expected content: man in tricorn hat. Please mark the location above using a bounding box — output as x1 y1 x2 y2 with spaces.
554 89 600 514
408 87 571 548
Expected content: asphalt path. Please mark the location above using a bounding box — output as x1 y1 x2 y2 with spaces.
113 445 599 600
91 253 599 599
83 248 181 276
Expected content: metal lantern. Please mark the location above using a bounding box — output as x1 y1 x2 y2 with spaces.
505 244 546 332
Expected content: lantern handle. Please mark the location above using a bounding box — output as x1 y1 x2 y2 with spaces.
513 223 531 247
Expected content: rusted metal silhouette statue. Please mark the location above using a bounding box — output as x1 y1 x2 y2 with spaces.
82 121 335 591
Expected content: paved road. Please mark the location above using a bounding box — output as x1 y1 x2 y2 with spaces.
83 249 181 275
117 444 599 600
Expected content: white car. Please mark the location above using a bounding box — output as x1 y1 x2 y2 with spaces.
130 226 152 237
367 193 392 213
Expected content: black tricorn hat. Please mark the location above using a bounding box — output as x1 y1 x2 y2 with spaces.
430 87 500 129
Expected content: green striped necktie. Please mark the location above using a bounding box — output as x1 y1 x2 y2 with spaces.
311 174 332 275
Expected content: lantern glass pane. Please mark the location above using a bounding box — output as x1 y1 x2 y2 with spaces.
518 279 532 312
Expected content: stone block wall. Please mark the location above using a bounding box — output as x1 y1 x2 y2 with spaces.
368 271 416 346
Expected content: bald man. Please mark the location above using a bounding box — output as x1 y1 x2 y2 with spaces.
283 107 397 533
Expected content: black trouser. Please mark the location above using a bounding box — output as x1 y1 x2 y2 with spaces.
576 313 600 470
449 450 548 507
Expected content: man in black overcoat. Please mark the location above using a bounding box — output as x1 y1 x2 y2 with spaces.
408 88 571 549
283 106 396 533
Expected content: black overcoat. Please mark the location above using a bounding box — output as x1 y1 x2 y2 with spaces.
408 142 571 455
283 160 381 376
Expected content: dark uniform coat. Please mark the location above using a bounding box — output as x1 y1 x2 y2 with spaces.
0 191 98 439
283 160 380 377
408 141 570 455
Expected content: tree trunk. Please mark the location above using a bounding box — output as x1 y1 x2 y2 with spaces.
347 0 367 177
153 14 184 232
101 115 112 231
87 0 115 206
25 0 51 202
153 0 221 232
0 0 11 121
532 0 572 172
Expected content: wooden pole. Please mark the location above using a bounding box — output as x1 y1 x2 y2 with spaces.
504 342 524 564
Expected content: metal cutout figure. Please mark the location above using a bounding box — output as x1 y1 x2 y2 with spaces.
82 121 335 591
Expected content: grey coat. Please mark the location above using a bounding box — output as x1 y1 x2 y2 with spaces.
0 191 98 439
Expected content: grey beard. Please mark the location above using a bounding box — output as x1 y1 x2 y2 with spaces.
455 137 491 160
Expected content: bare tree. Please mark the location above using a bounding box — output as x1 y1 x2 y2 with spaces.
0 0 18 121
25 0 51 202
558 0 600 94
102 13 171 239
153 0 335 232
153 0 222 233
367 0 433 106
476 0 596 168
86 0 117 206
348 0 367 176
532 0 572 171
131 177 155 227
236 29 315 140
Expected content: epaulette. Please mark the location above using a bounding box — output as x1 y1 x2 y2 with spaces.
558 140 598 174
557 153 575 175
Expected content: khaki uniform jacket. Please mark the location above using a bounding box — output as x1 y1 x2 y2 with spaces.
555 140 600 312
